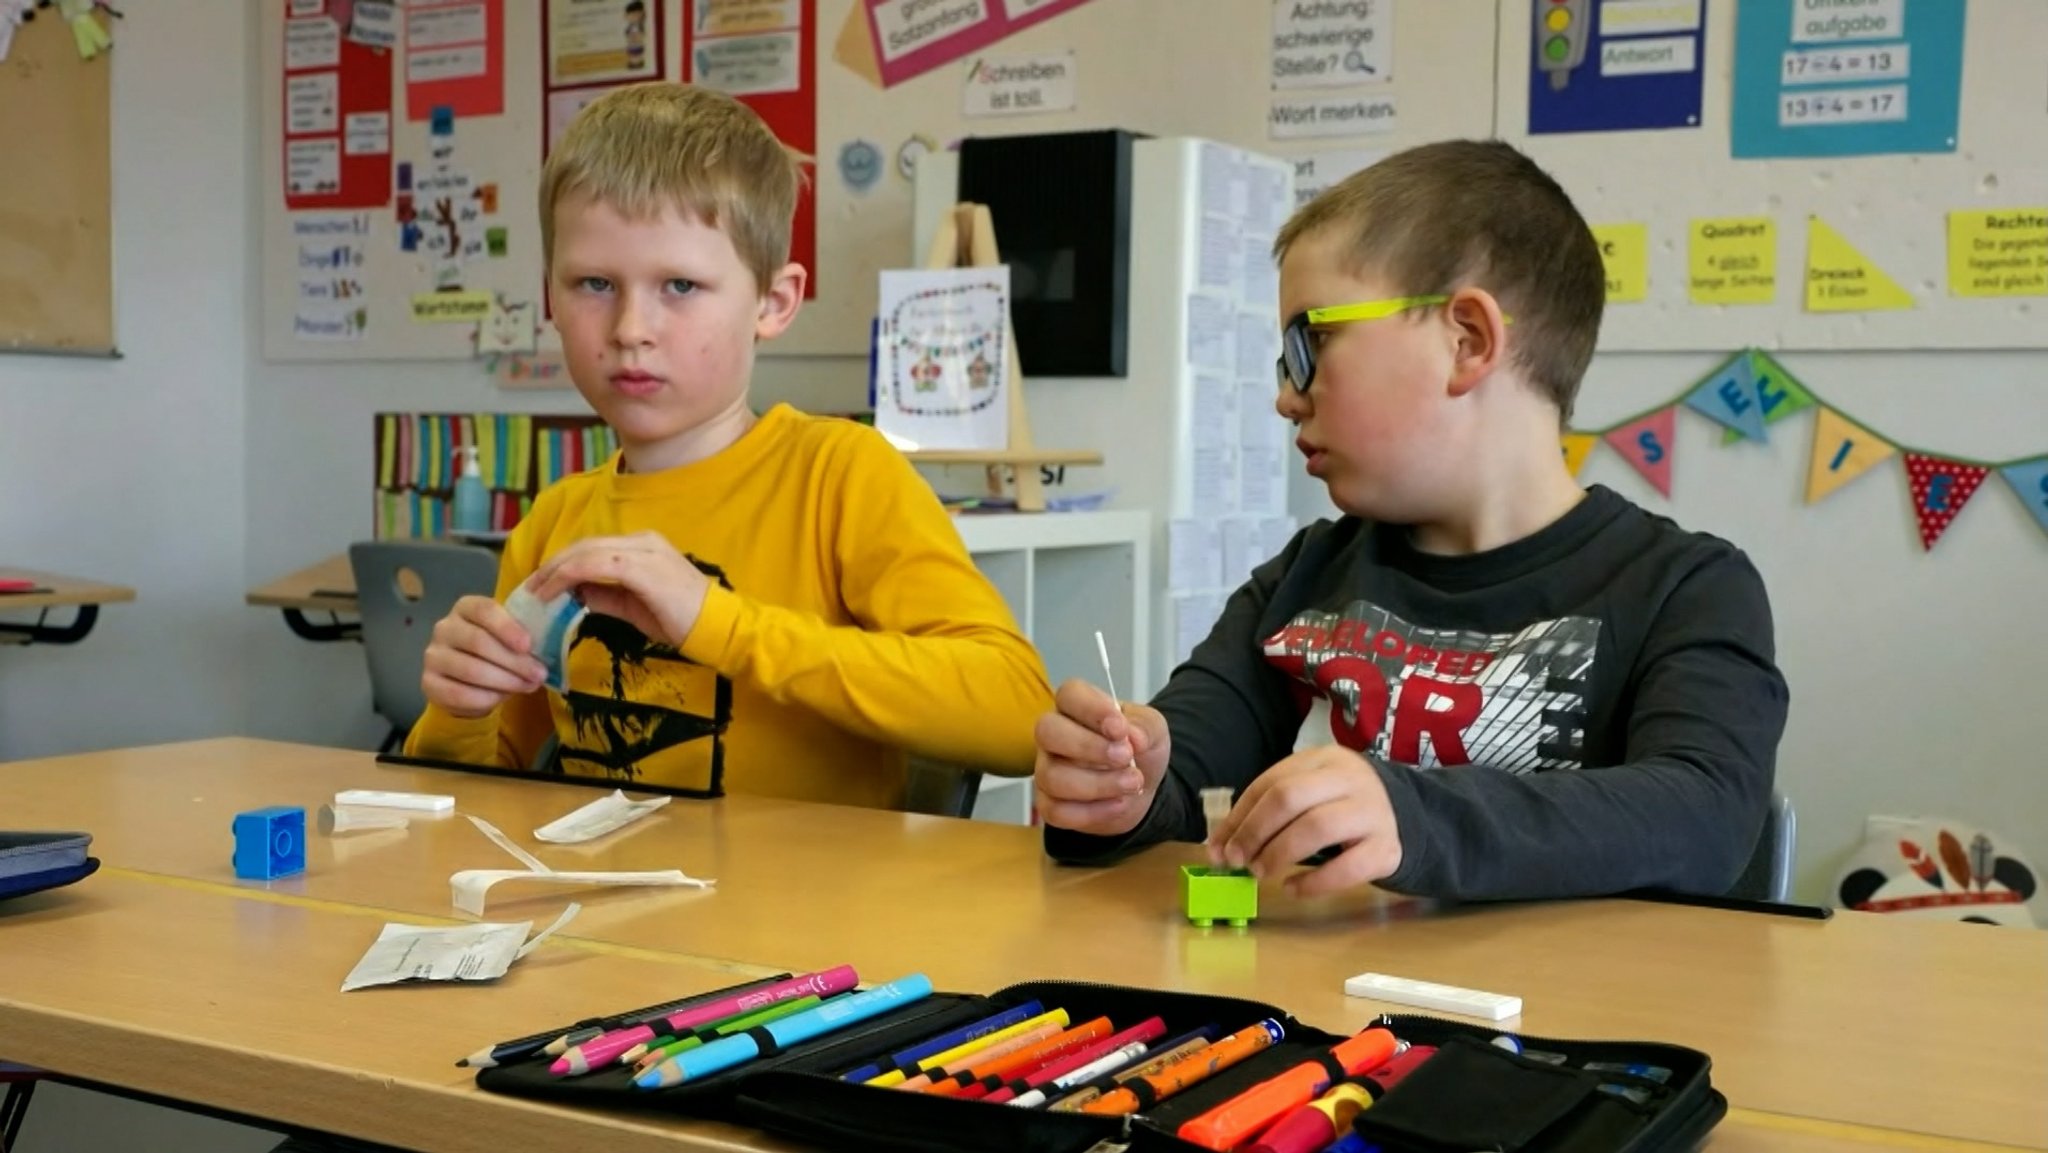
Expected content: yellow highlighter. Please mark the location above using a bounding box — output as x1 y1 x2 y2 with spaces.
864 1009 1072 1088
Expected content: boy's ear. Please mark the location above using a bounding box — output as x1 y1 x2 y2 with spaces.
755 262 807 340
1444 286 1507 399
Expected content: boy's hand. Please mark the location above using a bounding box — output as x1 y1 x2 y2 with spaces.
525 531 711 648
1207 746 1403 897
1033 678 1171 837
420 595 548 719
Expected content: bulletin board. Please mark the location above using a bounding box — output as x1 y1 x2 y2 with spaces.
259 0 1498 364
1497 0 2048 352
0 11 114 356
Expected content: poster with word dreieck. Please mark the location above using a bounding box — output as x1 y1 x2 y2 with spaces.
874 266 1011 452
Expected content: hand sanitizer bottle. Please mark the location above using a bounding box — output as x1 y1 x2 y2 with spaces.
452 445 490 536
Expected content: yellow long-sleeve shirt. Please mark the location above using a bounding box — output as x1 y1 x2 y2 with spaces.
405 404 1052 809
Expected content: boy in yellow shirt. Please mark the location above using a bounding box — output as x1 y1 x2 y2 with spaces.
407 84 1052 808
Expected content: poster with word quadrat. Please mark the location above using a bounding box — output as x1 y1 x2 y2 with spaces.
374 412 616 540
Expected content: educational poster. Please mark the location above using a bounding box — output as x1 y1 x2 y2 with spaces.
1730 0 1965 158
1528 0 1706 134
395 113 502 297
291 211 371 341
834 0 1103 88
1270 0 1392 88
686 0 816 295
404 0 504 120
872 266 1010 452
282 8 392 210
545 0 663 88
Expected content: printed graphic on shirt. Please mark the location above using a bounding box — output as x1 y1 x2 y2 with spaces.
1263 601 1598 773
551 558 730 789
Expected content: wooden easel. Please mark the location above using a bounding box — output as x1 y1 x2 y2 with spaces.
902 203 1101 512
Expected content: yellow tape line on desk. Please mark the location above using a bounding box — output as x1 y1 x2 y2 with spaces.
102 864 784 978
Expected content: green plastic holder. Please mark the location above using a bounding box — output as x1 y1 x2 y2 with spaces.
1181 864 1257 927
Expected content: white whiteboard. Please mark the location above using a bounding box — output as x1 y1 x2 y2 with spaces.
259 0 1498 363
1498 0 2048 352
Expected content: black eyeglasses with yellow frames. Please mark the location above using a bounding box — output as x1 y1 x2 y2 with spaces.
1277 294 1518 393
1275 295 1449 395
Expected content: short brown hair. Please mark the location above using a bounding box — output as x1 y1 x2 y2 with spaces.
1274 140 1604 422
539 83 804 289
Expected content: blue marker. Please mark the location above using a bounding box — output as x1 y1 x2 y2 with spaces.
637 974 934 1089
840 1000 1043 1082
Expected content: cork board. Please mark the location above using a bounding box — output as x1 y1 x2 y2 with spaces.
0 12 114 356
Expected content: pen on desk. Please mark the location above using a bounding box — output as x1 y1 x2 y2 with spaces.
838 1001 1044 1083
455 973 795 1068
554 964 859 1076
636 975 935 1089
1620 888 1833 921
627 994 825 1070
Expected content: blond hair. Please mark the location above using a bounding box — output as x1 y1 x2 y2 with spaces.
539 83 804 288
1274 140 1605 423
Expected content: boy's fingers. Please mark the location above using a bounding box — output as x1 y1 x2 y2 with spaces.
457 596 531 654
1054 678 1128 741
1037 758 1145 804
425 647 542 696
1034 709 1130 768
1219 763 1353 871
1035 791 1141 835
1286 837 1397 899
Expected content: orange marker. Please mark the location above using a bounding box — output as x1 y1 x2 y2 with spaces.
1081 1019 1284 1116
924 1017 1113 1097
1175 1026 1399 1150
894 1023 1061 1091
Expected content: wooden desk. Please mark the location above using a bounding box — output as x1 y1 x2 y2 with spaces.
0 567 133 645
3 739 2043 1151
245 554 360 641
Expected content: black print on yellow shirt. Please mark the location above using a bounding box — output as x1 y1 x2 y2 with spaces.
549 559 731 794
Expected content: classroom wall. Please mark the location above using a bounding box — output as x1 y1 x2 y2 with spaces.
3 3 2043 913
0 3 256 759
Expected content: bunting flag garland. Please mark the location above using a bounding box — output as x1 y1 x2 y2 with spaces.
1722 349 1816 444
1560 432 1599 478
1603 408 1675 498
1999 458 2048 538
1902 454 1991 551
1805 406 1896 505
1561 347 2046 554
1682 352 1769 442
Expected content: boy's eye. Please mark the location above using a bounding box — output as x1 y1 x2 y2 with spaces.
576 276 613 293
666 278 698 296
1307 328 1332 350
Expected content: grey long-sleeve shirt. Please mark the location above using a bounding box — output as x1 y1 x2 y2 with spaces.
1045 486 1789 902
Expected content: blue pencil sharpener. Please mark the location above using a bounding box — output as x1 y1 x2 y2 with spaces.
233 806 306 880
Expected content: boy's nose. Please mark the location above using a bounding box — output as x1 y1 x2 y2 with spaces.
1275 381 1310 423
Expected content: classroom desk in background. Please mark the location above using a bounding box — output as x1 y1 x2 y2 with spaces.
245 554 363 642
2 739 2043 1153
0 568 134 645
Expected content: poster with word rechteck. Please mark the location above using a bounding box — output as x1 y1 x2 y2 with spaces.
1731 0 1965 158
1529 0 1705 134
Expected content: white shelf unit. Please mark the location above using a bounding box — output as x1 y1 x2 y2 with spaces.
952 509 1151 826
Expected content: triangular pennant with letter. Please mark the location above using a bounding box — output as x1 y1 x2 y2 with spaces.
1806 217 1914 312
1561 432 1599 478
1603 408 1676 498
1806 407 1896 504
1723 348 1818 444
1902 453 1991 551
1683 353 1768 442
1999 457 2048 538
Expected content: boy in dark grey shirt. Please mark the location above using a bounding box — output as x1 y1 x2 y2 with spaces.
1033 141 1788 902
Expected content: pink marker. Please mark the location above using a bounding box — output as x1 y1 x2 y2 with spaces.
550 964 859 1076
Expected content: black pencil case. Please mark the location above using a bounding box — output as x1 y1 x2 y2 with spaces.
478 977 1722 1152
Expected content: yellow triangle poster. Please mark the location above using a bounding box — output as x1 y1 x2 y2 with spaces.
1806 407 1898 504
1561 433 1599 478
1806 218 1914 313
